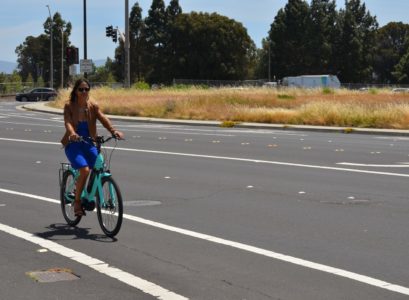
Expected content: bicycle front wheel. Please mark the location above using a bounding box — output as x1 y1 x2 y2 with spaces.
60 170 81 226
96 177 123 237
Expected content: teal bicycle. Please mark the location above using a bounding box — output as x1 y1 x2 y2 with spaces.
59 135 123 237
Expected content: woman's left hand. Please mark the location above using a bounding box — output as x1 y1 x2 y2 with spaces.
112 130 124 140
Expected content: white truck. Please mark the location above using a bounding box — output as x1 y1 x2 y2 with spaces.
282 75 341 89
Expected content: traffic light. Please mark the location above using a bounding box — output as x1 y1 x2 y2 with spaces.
106 25 113 37
65 46 79 65
112 30 118 43
72 47 79 64
66 47 73 65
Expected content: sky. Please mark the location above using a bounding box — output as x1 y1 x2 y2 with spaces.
1 0 409 64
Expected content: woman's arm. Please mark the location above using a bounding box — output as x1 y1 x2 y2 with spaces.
94 104 124 138
63 104 78 141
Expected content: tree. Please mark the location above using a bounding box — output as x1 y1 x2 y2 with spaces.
307 0 338 74
44 12 72 87
36 76 45 87
254 39 270 80
112 46 125 82
374 22 409 83
15 35 48 83
393 50 409 83
26 73 34 88
267 0 310 79
334 0 378 83
172 12 256 80
6 71 23 93
16 12 73 88
88 57 117 83
129 2 145 82
0 73 7 94
112 0 254 83
164 0 182 81
166 0 182 19
143 0 167 82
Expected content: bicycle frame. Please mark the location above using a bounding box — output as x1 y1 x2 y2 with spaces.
59 147 114 208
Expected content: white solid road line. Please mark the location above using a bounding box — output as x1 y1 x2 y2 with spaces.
1 187 409 296
0 221 187 299
2 137 409 178
337 162 409 168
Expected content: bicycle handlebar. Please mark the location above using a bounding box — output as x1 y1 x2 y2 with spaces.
75 135 124 145
97 135 125 144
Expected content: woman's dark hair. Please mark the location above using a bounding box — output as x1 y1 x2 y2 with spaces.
69 78 91 103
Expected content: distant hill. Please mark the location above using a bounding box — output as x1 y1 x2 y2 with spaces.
0 60 17 74
94 59 106 67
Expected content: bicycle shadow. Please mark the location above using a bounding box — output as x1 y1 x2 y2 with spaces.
35 223 117 242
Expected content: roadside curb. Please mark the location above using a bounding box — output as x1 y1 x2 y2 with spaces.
21 101 409 137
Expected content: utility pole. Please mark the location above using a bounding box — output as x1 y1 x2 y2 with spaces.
46 5 53 89
268 41 271 82
83 0 88 78
124 0 130 88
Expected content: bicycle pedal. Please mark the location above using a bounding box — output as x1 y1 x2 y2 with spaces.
82 199 96 211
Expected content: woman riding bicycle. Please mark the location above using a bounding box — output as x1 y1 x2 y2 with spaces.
61 78 124 217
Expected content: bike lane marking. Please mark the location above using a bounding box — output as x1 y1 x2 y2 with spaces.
0 187 409 297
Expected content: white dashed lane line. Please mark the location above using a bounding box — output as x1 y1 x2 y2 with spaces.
2 137 409 178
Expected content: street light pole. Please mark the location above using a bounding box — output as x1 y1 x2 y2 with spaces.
60 27 64 88
46 5 53 89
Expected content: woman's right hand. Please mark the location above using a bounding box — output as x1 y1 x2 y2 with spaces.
68 133 80 142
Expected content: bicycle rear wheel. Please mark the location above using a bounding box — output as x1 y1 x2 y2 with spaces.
96 177 123 237
60 170 81 226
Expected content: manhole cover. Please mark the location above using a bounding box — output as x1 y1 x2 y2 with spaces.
124 200 162 207
27 268 79 283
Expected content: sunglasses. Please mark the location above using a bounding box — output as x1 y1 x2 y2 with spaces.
78 87 90 92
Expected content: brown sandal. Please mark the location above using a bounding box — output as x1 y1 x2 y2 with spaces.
74 202 85 217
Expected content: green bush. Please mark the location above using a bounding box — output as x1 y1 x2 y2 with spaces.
277 94 295 100
132 81 150 90
322 87 334 94
368 88 378 95
220 121 237 127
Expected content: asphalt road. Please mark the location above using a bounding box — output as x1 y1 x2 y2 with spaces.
1 99 409 299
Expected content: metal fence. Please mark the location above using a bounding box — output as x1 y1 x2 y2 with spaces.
173 78 268 87
341 83 409 90
2 80 409 96
0 81 125 96
174 79 409 90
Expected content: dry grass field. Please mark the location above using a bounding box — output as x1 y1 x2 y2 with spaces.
51 86 409 129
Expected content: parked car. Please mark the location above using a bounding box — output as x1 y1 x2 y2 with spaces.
263 81 278 88
15 88 57 102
